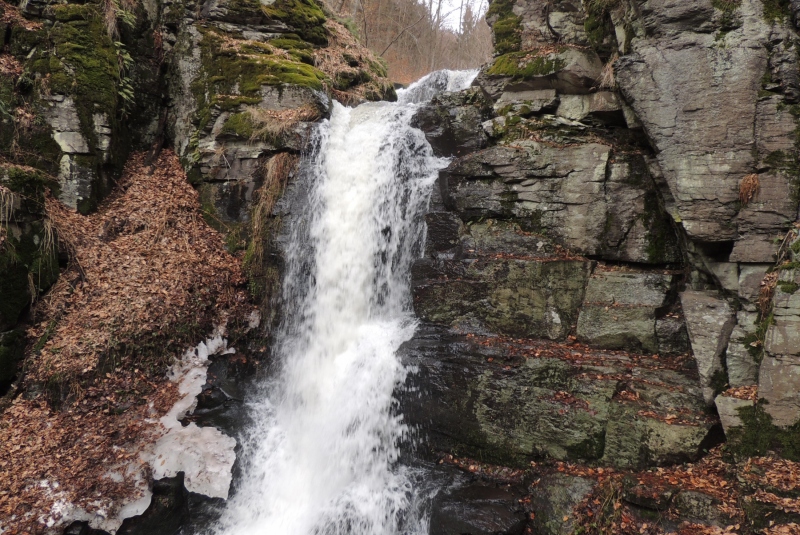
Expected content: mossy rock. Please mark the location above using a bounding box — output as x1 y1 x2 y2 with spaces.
0 167 60 329
0 222 58 330
487 51 567 79
191 27 327 131
492 14 522 56
726 402 800 460
30 3 120 126
262 0 328 45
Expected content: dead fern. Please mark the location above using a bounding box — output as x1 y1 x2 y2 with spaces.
739 173 760 206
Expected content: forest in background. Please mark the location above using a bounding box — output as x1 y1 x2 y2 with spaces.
328 0 493 83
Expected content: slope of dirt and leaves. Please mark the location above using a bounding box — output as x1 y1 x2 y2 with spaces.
0 150 253 533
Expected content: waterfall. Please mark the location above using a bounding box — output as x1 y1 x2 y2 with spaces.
208 69 477 535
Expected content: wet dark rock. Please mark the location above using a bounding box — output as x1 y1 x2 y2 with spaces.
117 474 189 535
412 87 493 158
429 483 526 535
401 325 716 470
622 478 677 511
63 522 110 535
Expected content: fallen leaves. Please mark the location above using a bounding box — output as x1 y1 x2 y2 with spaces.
1 150 251 533
28 150 247 383
721 385 759 401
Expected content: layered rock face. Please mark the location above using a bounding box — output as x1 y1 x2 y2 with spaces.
406 0 800 532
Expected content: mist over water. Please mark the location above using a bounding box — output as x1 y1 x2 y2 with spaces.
209 70 477 535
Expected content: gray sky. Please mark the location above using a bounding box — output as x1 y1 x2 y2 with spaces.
438 0 489 31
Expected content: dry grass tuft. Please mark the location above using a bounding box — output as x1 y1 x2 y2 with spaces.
314 19 394 104
598 53 618 90
740 173 760 206
245 152 298 313
245 104 322 143
760 271 778 317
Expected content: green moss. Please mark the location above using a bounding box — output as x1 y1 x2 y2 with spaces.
487 51 566 79
727 401 800 460
52 3 93 22
269 37 315 64
220 112 256 139
741 312 775 362
191 27 326 133
492 15 522 55
777 280 799 294
762 0 791 21
5 167 60 210
485 0 523 55
712 0 741 11
262 0 328 45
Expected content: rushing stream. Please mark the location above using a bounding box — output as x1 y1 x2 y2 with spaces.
208 69 477 535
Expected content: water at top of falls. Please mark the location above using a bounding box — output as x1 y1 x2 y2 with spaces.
207 69 478 535
397 69 479 105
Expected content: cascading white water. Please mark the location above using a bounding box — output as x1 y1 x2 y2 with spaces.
209 69 477 535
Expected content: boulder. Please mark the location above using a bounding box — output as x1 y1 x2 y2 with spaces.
529 474 596 535
758 355 800 427
672 490 734 528
615 0 771 243
725 313 760 388
414 255 593 340
475 47 604 99
401 325 717 470
555 92 625 126
412 87 493 157
714 394 755 435
577 269 675 353
680 291 736 404
494 89 559 115
765 267 800 358
429 484 526 535
440 142 678 264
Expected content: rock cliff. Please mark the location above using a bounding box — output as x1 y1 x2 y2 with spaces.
2 0 800 532
405 0 800 533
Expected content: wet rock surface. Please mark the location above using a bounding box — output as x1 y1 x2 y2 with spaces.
401 325 717 470
429 484 527 535
406 0 800 531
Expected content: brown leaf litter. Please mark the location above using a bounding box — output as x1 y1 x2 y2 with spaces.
1 150 252 534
